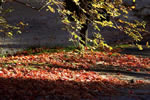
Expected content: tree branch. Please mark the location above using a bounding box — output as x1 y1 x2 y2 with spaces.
12 0 44 11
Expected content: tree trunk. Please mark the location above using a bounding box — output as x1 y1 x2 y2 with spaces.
0 0 3 10
80 23 88 46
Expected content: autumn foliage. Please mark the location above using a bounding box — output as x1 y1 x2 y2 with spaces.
0 48 149 99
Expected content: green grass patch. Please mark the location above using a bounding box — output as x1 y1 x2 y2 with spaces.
11 46 78 56
113 44 135 49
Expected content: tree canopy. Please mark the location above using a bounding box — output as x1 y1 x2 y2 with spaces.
0 0 22 37
0 0 147 50
47 0 146 50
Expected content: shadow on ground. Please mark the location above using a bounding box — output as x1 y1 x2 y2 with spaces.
0 76 150 100
120 47 150 57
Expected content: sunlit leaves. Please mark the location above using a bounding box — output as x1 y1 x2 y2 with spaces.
146 42 150 48
0 16 6 24
7 32 13 37
1 47 150 73
95 20 113 27
61 17 71 24
136 44 143 50
131 6 135 9
47 5 55 13
73 0 79 5
0 8 23 37
49 0 147 50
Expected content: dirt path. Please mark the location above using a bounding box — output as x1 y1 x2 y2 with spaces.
120 47 150 58
92 47 150 100
92 65 150 100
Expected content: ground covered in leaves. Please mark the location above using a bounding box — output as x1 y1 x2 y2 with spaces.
0 47 150 100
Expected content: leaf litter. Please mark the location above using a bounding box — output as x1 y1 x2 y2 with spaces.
0 48 150 100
